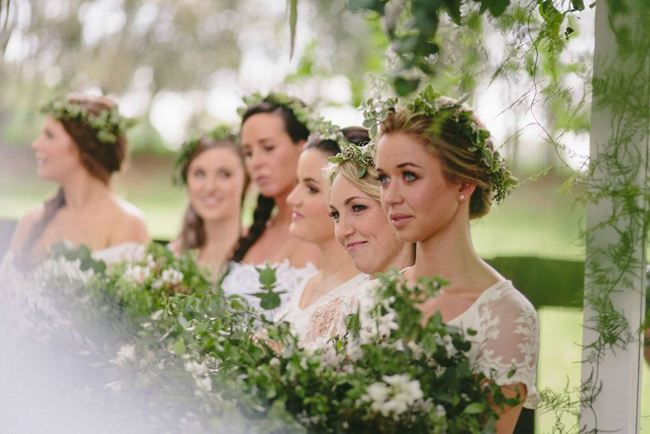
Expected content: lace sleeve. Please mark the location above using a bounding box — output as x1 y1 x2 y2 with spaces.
474 285 540 409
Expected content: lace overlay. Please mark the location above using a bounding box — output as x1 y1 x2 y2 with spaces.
220 260 318 320
305 279 540 409
276 273 368 342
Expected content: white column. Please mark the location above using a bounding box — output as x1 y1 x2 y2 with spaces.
580 1 649 432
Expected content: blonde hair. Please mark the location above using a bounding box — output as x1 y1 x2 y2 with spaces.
324 160 381 202
378 101 494 219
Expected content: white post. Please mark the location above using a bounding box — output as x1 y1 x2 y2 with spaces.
580 1 649 432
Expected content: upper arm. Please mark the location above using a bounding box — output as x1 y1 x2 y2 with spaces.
9 206 44 252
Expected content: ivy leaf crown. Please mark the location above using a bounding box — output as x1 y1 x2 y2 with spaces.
172 125 238 186
237 91 322 133
40 95 137 145
361 85 518 204
323 121 375 182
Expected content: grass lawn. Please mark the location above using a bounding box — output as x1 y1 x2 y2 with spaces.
1 147 647 432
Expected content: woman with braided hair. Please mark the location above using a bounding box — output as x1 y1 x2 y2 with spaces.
220 92 319 317
9 94 148 266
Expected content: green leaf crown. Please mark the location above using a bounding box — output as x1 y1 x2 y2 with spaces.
172 125 238 186
323 122 375 182
361 85 518 204
40 96 136 145
237 91 322 133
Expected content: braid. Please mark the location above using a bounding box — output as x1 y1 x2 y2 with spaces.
178 204 205 251
19 188 66 262
231 195 275 262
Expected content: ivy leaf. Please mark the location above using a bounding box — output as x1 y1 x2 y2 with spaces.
256 263 277 287
476 0 510 17
251 292 282 311
288 0 299 59
463 402 487 414
393 77 420 96
570 0 585 11
357 166 367 178
173 338 186 355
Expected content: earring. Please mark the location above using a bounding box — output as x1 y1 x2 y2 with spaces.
460 194 465 201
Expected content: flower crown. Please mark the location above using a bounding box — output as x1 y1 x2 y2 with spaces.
172 125 238 186
361 86 518 204
40 96 136 145
237 91 322 133
322 122 375 182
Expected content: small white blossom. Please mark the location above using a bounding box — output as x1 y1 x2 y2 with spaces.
269 357 281 368
124 265 151 284
194 376 212 392
362 374 424 418
184 360 209 376
110 344 136 367
161 268 183 285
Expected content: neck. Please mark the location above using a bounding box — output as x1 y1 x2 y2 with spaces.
411 215 480 290
60 170 111 210
317 237 360 282
200 212 241 263
271 189 294 226
385 243 415 273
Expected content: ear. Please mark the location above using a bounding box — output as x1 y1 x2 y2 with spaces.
458 181 476 199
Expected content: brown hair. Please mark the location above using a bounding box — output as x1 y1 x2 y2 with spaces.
231 98 311 262
378 100 494 219
20 94 127 260
177 136 249 252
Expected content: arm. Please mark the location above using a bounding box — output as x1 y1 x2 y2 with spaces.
494 384 526 434
9 207 44 253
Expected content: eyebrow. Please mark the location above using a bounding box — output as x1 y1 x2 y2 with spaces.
397 162 422 169
303 177 321 184
343 196 365 205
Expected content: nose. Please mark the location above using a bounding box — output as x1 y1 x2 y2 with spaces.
248 149 265 172
286 183 301 207
381 180 403 209
336 212 354 243
31 137 42 152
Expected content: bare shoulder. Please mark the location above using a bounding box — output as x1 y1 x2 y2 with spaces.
109 196 149 244
9 205 45 251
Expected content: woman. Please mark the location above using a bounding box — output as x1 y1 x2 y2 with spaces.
303 131 415 343
373 91 538 432
9 94 148 265
168 127 248 277
276 129 368 340
221 93 319 315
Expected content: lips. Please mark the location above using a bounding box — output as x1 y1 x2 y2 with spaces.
255 175 270 185
200 196 224 207
389 213 413 228
292 211 304 220
346 240 368 251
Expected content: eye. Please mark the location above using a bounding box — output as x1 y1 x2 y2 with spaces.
351 204 367 213
328 210 340 220
308 186 319 194
242 148 252 158
218 170 231 179
263 145 275 152
403 171 418 182
377 174 390 186
192 169 205 178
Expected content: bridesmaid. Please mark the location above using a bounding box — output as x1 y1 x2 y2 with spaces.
374 91 537 433
10 94 148 265
276 128 369 339
221 93 320 316
168 127 248 277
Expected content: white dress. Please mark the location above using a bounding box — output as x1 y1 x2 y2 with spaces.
275 272 369 343
220 260 318 320
305 278 540 409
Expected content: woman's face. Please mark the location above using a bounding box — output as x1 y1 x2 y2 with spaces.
375 132 462 243
241 112 304 199
32 115 83 182
329 175 407 274
287 149 334 245
187 146 246 223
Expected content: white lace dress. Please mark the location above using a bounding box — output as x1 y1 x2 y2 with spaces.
220 260 318 320
275 272 369 342
305 279 540 409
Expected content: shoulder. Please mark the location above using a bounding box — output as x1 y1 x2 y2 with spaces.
109 196 149 244
9 205 45 251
